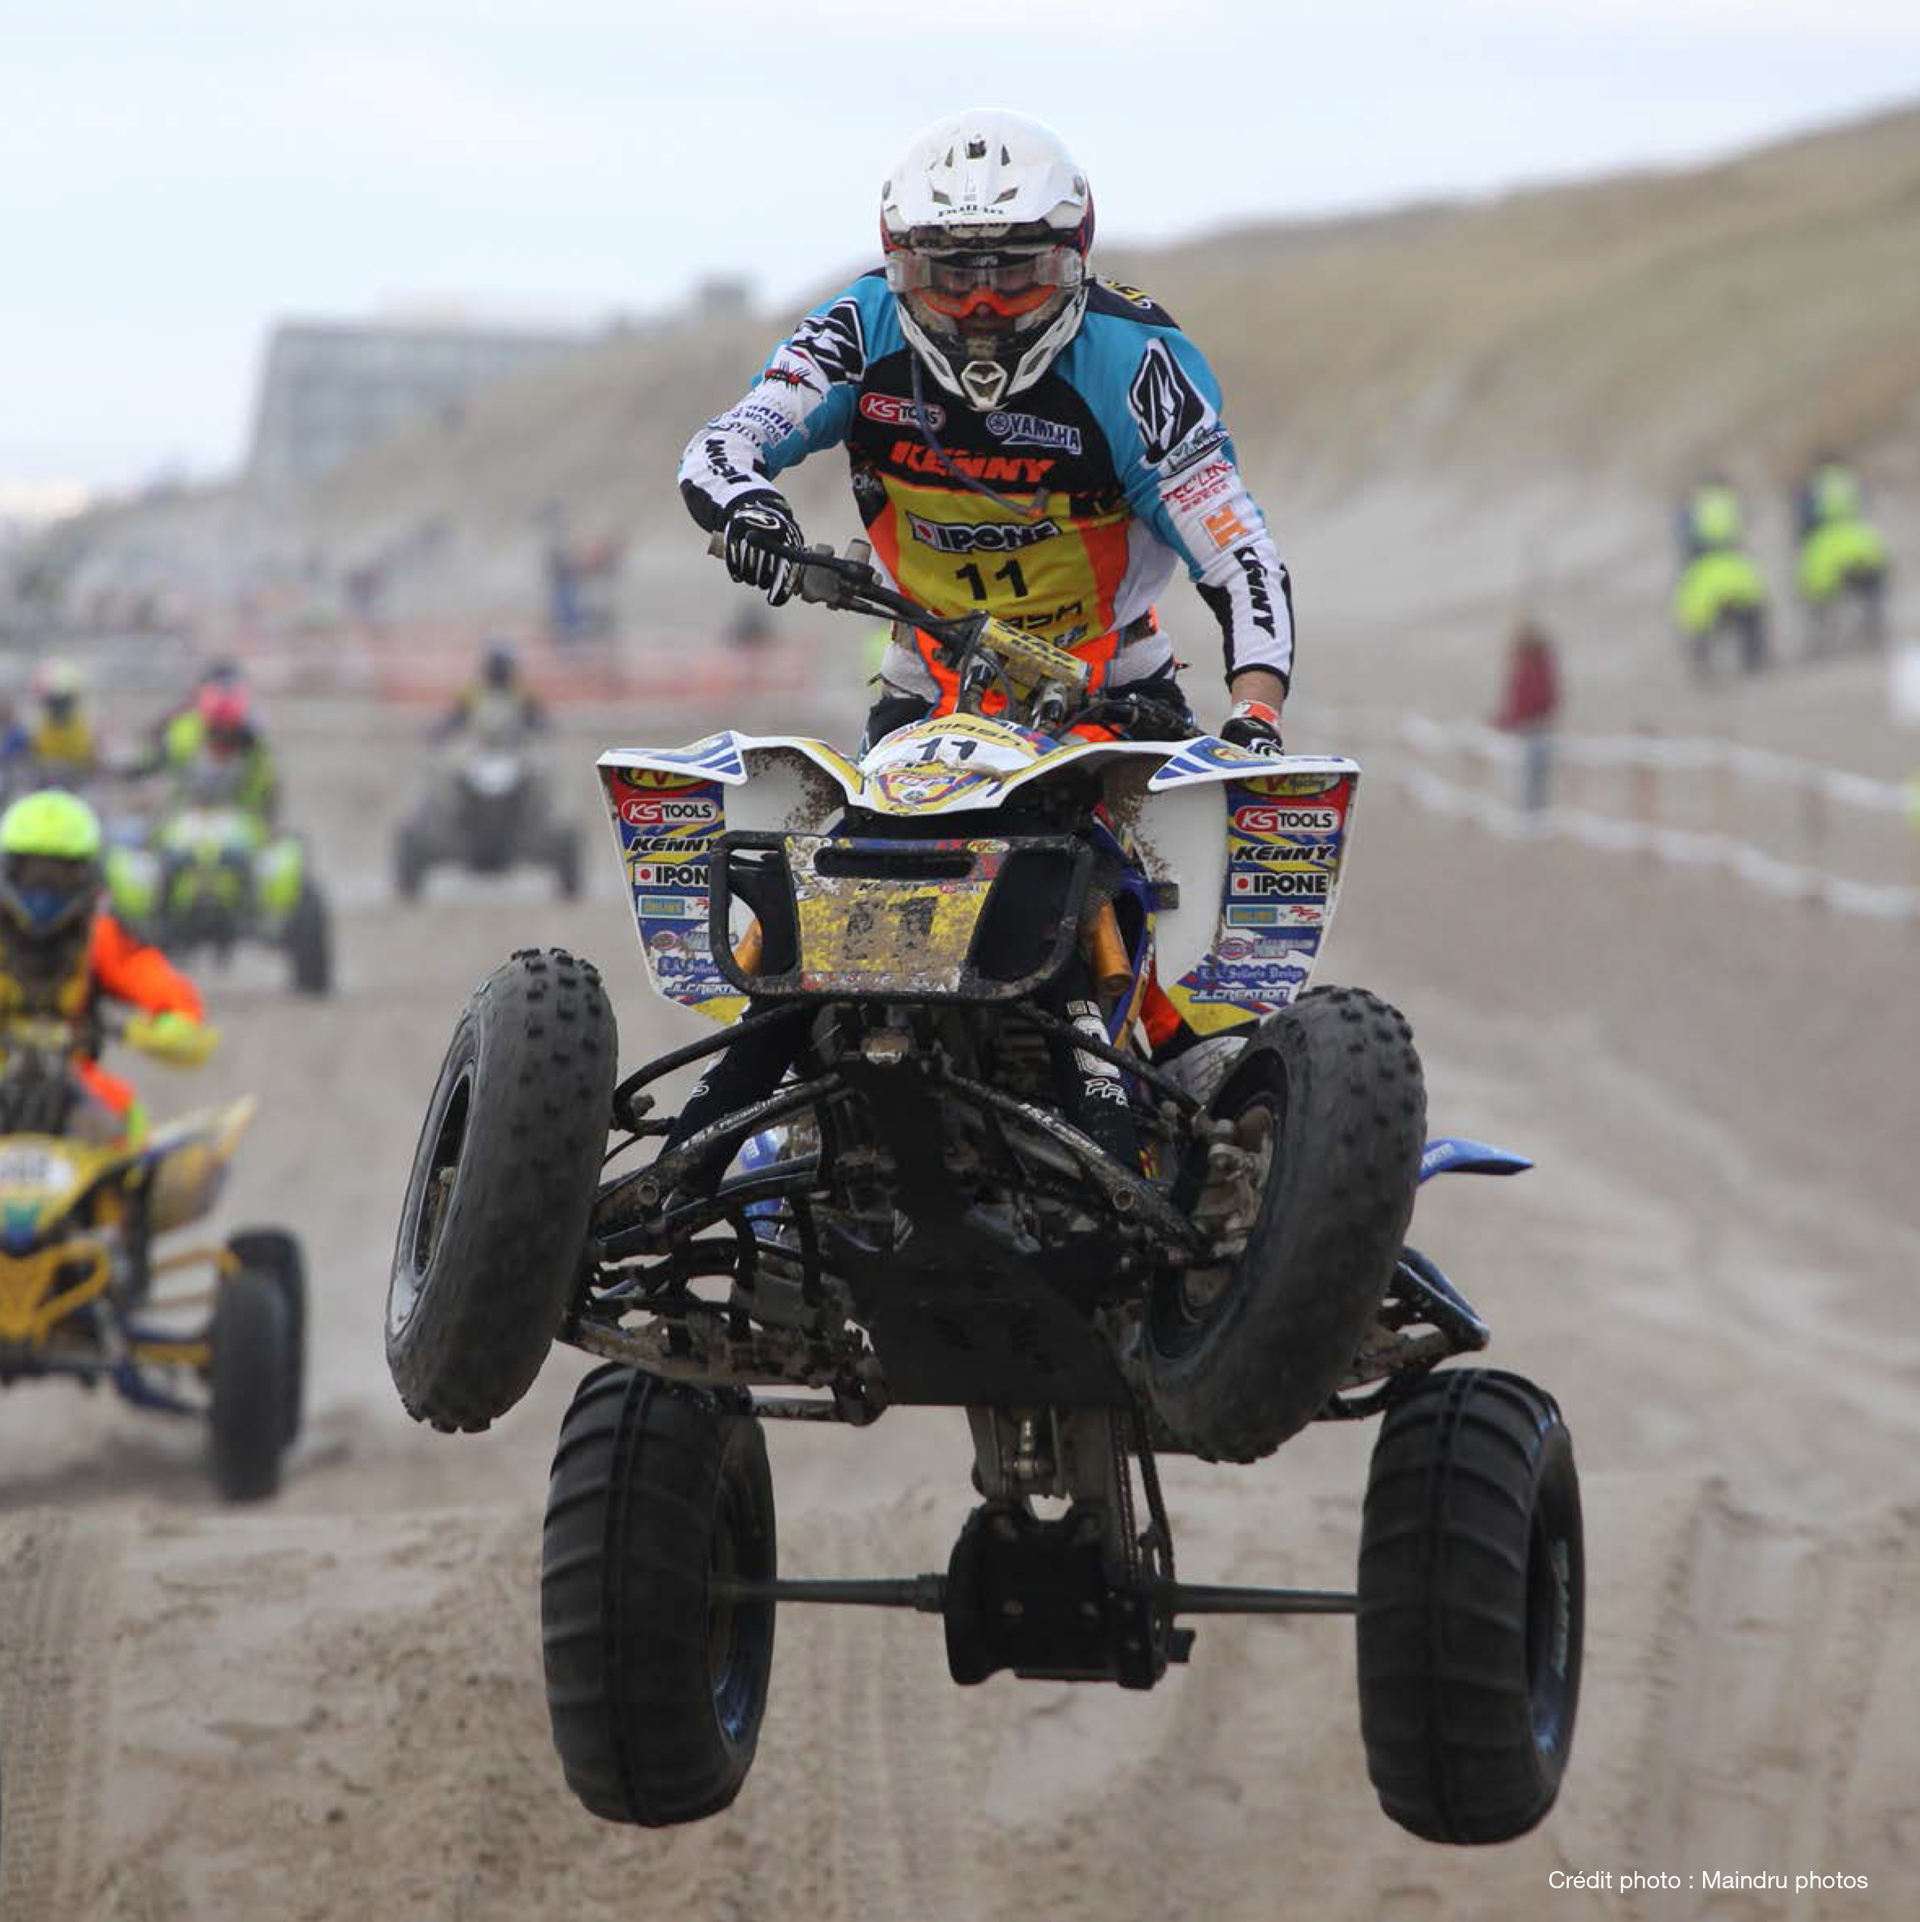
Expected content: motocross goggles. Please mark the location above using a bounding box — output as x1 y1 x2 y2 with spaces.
0 853 100 941
886 239 1084 346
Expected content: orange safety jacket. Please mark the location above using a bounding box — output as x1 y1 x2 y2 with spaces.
75 916 205 1116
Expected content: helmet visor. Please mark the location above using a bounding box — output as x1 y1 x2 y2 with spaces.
888 242 1082 351
0 853 98 940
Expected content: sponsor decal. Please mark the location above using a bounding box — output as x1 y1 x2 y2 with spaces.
1244 771 1343 798
620 795 721 828
1100 279 1160 309
1235 839 1337 867
788 298 866 385
1128 339 1208 465
1005 600 1085 637
1203 504 1252 548
1162 422 1230 477
984 410 1083 455
875 768 980 807
860 392 944 429
1215 935 1256 962
0 1144 75 1189
621 831 714 854
617 767 705 793
1231 544 1278 638
904 513 1059 555
732 399 798 441
760 361 817 390
702 435 753 487
628 859 709 888
634 894 702 920
1225 904 1280 927
888 440 1054 485
1229 868 1332 899
653 948 722 978
647 929 684 954
1205 958 1310 989
1255 935 1318 959
1165 460 1235 511
1233 804 1341 835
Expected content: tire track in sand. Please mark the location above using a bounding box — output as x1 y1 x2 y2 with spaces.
0 1511 127 1922
1625 1482 1920 1918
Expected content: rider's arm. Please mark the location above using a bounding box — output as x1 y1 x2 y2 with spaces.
1112 330 1296 703
89 916 205 1021
675 279 879 532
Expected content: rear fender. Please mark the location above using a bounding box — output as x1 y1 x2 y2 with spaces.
1128 751 1360 1037
599 733 852 1027
141 1096 257 1232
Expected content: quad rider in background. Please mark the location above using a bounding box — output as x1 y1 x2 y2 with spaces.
434 642 547 743
160 678 281 822
27 662 104 783
0 789 212 1145
1793 454 1889 647
671 107 1298 1170
1673 474 1769 674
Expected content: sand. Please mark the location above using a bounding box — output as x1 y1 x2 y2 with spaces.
0 684 1913 1921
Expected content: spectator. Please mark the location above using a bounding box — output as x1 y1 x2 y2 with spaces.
1493 621 1561 815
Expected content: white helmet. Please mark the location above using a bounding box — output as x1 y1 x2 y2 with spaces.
881 109 1094 413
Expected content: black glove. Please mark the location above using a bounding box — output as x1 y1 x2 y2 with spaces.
1220 698 1284 755
722 493 803 607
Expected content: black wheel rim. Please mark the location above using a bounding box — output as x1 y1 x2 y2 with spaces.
1523 1478 1575 1757
707 1457 772 1747
389 1064 473 1337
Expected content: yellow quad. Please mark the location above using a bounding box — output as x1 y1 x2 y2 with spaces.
0 1096 305 1501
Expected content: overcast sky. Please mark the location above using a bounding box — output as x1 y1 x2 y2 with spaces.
5 0 1918 492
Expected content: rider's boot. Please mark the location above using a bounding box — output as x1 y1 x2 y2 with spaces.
1155 1026 1247 1109
1141 971 1246 1109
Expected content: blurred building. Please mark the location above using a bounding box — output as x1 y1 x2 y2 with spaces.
246 318 592 484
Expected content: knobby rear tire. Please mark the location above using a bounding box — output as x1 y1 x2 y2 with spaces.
542 1366 777 1827
1357 1367 1585 1844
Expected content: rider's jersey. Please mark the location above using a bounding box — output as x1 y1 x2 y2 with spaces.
445 686 544 739
1798 462 1865 538
0 913 202 1025
29 714 99 774
679 272 1295 696
0 914 204 1125
162 711 278 819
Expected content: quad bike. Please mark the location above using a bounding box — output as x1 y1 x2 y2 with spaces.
0 1013 305 1501
386 538 1585 1845
393 730 581 901
1674 548 1770 677
107 773 332 996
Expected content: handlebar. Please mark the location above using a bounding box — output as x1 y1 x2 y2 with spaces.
706 531 973 644
708 532 1133 738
